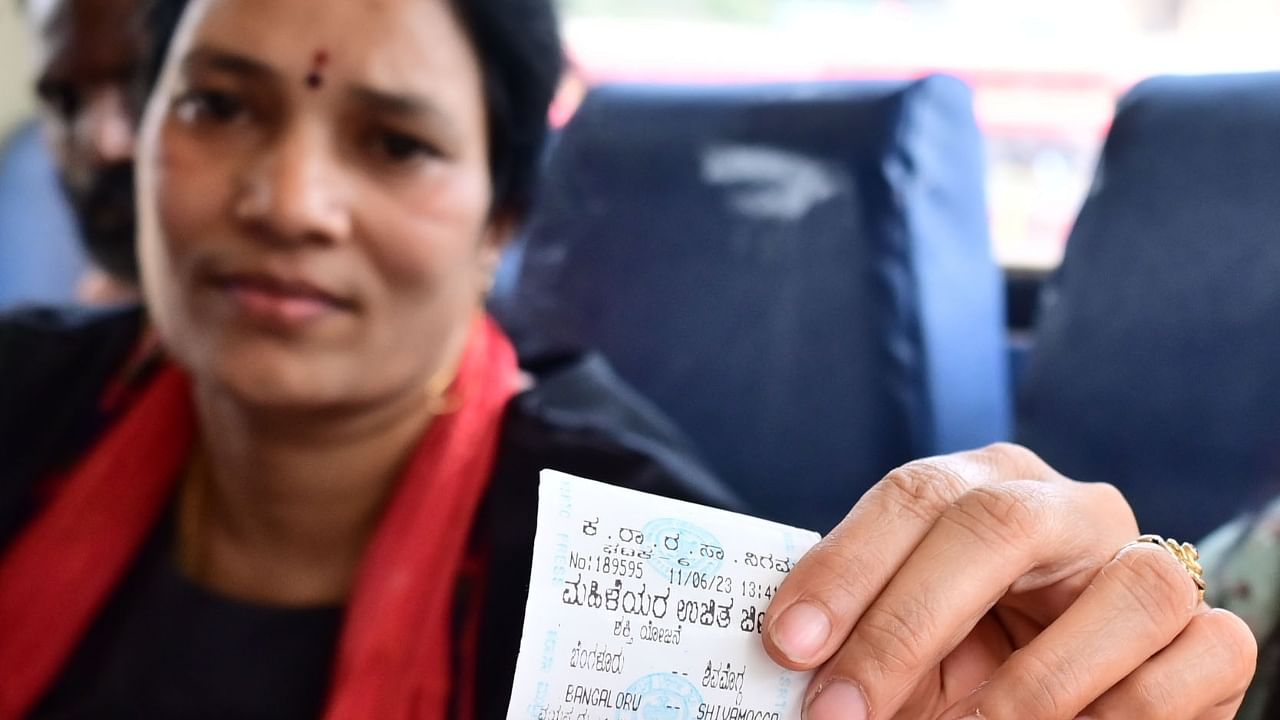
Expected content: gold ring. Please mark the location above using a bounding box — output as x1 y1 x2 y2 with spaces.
1132 534 1206 603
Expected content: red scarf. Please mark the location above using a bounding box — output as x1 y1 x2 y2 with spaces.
0 315 521 720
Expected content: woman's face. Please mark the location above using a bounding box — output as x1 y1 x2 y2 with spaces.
137 0 503 409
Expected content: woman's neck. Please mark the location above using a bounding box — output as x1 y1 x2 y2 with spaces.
182 381 439 606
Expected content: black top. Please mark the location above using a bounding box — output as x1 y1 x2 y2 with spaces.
35 512 344 720
0 306 740 720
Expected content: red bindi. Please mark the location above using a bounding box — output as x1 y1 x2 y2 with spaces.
306 50 330 90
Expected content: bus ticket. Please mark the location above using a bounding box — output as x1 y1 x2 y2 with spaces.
505 470 822 720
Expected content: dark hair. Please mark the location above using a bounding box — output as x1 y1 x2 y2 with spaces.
143 0 564 221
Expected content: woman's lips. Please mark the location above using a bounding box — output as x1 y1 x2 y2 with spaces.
214 273 354 326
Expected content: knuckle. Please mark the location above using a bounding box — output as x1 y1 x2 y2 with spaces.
1110 547 1197 627
1088 481 1127 509
1128 671 1181 719
989 648 1083 719
877 461 971 523
849 596 937 678
1085 482 1139 531
947 483 1048 551
981 442 1046 471
1200 610 1259 688
794 540 878 605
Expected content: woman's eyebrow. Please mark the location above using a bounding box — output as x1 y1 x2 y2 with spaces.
349 86 457 133
181 46 277 82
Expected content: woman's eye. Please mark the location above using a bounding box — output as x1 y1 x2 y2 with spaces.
173 89 245 125
372 130 439 165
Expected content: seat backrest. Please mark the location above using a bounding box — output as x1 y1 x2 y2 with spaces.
0 120 86 309
1018 73 1280 541
498 77 1009 531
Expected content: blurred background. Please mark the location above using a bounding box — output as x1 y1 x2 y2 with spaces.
4 0 1278 270
546 0 1280 270
0 3 30 136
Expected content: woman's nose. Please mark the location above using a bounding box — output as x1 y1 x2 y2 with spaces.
235 126 352 246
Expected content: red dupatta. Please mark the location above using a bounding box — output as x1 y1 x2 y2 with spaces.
0 314 520 720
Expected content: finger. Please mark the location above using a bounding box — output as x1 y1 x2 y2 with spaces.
803 479 1135 720
1079 608 1257 720
946 542 1206 720
764 444 1066 670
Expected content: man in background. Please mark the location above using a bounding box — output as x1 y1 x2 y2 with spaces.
19 0 146 303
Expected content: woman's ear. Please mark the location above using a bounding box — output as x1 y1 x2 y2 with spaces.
478 212 519 295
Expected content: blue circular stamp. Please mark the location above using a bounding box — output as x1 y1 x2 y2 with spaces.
642 518 723 577
617 672 703 720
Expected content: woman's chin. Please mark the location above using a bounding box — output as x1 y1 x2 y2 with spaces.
171 327 428 416
200 346 359 411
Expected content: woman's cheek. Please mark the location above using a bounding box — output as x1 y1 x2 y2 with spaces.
155 133 231 254
354 191 488 388
356 196 458 295
373 169 493 286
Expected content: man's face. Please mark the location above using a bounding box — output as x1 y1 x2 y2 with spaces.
30 0 146 285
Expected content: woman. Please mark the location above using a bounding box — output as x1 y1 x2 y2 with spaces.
2 1 723 717
0 0 1257 718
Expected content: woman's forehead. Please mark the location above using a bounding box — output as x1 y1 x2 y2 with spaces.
179 0 481 87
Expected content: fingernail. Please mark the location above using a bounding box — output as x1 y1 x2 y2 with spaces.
771 601 831 663
807 680 868 720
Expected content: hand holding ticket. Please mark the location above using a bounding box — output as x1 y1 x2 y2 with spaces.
503 446 1257 720
506 470 821 720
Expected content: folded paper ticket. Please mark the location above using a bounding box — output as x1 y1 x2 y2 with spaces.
506 470 823 720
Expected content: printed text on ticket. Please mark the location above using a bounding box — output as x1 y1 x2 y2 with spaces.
506 470 823 720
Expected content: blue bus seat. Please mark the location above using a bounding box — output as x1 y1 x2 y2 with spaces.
1018 73 1280 541
497 78 1009 531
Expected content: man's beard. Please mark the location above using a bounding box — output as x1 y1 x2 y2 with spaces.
67 163 140 286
